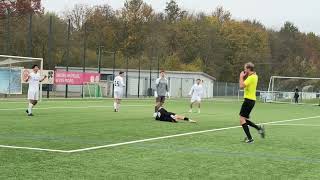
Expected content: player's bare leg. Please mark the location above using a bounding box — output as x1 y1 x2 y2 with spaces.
160 101 165 108
155 101 164 112
26 100 37 116
116 99 121 112
114 99 117 112
189 102 195 113
175 115 196 123
154 102 161 112
197 102 201 113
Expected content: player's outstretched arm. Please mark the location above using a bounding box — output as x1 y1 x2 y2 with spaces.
24 75 30 82
189 85 194 96
40 75 47 82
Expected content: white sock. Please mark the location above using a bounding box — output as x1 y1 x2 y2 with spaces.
28 103 33 114
114 102 117 110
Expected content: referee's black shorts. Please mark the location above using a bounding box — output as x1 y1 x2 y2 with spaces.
239 98 256 119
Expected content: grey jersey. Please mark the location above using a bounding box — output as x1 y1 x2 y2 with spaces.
156 77 168 96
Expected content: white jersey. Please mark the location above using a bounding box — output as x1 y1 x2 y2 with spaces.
189 84 203 97
114 76 125 92
28 72 41 92
27 72 41 100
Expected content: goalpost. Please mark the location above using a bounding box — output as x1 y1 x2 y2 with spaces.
0 55 44 101
267 76 320 105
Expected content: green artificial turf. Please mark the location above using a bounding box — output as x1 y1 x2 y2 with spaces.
0 99 319 179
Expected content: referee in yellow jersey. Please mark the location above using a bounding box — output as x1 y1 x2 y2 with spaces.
239 62 265 143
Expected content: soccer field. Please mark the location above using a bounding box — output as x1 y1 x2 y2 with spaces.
1 99 320 179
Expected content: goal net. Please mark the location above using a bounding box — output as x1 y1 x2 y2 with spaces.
0 55 45 101
267 76 320 105
83 81 109 98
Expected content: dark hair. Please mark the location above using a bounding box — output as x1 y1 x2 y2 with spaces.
196 79 201 81
160 70 165 73
32 65 39 69
119 71 124 75
245 62 254 71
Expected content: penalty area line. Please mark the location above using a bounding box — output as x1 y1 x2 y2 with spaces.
0 115 320 153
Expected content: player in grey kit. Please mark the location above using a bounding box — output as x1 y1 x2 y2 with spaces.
154 70 169 117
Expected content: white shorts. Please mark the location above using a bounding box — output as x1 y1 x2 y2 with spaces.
114 91 123 99
28 90 39 101
191 96 201 103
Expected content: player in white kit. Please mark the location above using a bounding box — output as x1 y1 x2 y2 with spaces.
24 65 47 116
113 71 125 112
189 79 203 113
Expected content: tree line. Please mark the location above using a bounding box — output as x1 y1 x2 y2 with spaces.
1 0 320 89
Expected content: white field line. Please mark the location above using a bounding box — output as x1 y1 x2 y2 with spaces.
0 115 320 153
0 145 69 153
0 99 156 104
68 115 320 153
268 124 320 127
0 98 238 104
0 105 149 111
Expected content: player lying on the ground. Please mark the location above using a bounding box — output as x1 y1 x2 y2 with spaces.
24 65 47 116
189 79 203 113
155 107 196 123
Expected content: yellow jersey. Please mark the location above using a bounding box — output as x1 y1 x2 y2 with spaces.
244 74 258 101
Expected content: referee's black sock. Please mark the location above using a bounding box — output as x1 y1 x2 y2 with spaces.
183 117 189 121
242 123 252 140
246 120 260 130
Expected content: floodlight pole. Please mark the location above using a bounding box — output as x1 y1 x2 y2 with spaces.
149 56 152 97
126 56 128 98
40 58 43 102
65 19 71 98
47 15 53 99
8 63 11 96
82 23 87 98
112 51 116 98
97 46 104 74
27 13 33 57
138 58 141 98
5 7 11 55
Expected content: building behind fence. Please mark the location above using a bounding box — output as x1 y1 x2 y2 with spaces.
54 67 229 98
52 67 240 98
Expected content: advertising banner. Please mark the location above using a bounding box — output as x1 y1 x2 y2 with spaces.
54 71 100 85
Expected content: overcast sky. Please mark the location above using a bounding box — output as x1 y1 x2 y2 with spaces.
42 0 319 34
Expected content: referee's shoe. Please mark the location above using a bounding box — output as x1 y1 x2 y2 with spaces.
244 137 254 144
